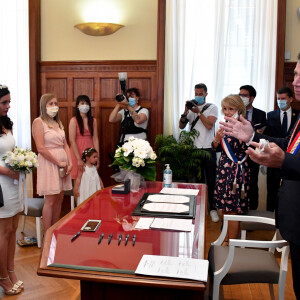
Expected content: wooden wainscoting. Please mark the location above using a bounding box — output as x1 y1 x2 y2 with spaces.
39 61 163 187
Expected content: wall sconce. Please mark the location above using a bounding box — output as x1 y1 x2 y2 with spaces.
297 7 300 20
74 22 124 36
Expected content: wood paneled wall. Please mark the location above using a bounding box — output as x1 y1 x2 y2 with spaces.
40 61 162 186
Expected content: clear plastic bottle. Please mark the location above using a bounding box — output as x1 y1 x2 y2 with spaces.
163 164 172 187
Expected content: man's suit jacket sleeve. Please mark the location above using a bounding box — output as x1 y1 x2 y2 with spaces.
253 132 300 180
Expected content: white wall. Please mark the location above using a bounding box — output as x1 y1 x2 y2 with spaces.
41 0 157 61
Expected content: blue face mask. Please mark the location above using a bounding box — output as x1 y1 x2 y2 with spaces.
277 100 288 111
128 97 136 107
194 96 205 105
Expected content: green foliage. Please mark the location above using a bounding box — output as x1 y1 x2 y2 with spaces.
154 129 211 181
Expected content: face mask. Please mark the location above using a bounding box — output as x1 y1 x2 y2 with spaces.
241 96 250 107
277 100 288 111
128 97 136 107
78 104 90 113
194 96 205 105
232 111 239 119
46 106 59 118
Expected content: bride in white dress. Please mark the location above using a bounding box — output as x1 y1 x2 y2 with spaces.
0 85 23 295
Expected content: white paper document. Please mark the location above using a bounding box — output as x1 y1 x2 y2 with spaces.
150 218 192 231
134 217 154 229
147 194 190 204
142 203 189 213
160 187 199 196
135 255 208 282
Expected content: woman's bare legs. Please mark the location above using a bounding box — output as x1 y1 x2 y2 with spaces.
7 214 21 286
42 191 64 232
0 216 21 293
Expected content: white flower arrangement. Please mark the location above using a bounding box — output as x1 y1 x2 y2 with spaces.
110 137 157 181
2 147 38 173
0 84 7 89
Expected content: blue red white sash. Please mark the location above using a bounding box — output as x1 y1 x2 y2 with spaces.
287 119 300 154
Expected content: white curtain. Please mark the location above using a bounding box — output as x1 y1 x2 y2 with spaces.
0 0 31 148
165 0 278 136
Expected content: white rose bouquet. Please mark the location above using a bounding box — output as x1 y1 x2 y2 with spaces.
110 137 157 181
2 147 38 173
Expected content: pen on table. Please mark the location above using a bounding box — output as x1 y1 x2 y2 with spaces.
71 230 81 242
98 233 104 244
118 234 122 245
125 234 129 246
108 233 113 245
132 234 136 246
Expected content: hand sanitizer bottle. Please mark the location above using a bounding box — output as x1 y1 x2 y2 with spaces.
163 164 172 187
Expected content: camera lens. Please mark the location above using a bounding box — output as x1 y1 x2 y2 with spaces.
186 100 195 109
115 94 125 102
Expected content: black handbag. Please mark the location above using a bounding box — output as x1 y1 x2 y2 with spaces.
0 184 4 208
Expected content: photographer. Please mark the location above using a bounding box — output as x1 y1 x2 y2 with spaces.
109 88 148 145
179 83 219 222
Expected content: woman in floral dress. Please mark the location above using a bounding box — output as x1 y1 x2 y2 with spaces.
212 94 250 244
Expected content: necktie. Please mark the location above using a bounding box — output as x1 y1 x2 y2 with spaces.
246 111 249 120
282 111 288 136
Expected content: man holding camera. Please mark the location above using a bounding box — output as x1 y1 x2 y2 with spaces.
109 87 148 145
179 83 219 222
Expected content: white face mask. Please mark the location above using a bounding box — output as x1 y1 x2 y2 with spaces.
241 96 250 107
78 104 90 113
46 106 59 118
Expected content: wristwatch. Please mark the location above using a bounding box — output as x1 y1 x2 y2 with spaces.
213 139 220 144
197 112 201 117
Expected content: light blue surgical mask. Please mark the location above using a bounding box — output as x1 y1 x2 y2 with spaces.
128 97 136 107
277 100 288 111
194 96 205 105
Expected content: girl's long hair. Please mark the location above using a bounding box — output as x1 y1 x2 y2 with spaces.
0 85 13 136
75 95 94 136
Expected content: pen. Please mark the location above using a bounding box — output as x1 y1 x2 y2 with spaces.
98 233 104 244
133 234 136 246
108 233 113 245
125 234 129 246
71 230 81 242
118 234 122 245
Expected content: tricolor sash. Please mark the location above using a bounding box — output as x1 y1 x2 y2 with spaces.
221 137 248 198
287 119 300 155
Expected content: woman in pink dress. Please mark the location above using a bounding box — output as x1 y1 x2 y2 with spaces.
69 95 99 180
32 94 72 232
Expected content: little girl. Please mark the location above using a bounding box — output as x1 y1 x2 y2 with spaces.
212 94 250 244
74 147 104 205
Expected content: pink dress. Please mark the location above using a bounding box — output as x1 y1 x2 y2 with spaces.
36 118 72 195
70 117 94 179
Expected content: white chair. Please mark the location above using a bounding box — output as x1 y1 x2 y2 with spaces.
208 215 290 300
21 197 44 248
240 210 276 240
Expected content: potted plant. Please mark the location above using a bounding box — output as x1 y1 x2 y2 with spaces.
154 129 211 182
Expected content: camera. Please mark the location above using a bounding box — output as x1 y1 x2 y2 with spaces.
186 100 197 109
115 72 128 102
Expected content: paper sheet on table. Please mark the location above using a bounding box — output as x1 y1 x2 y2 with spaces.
147 194 190 204
134 217 154 229
135 255 208 282
150 218 192 231
142 202 189 213
160 187 199 196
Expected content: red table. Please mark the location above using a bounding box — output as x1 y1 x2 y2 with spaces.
38 182 207 300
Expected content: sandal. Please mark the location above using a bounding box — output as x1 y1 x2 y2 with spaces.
0 276 22 295
8 270 24 290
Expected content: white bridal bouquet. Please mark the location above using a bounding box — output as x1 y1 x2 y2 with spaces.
2 147 38 214
2 147 38 173
110 137 157 191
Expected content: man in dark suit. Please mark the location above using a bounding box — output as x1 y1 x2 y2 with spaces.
221 53 300 298
264 86 299 211
239 85 267 210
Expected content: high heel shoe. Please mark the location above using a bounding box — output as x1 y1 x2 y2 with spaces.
8 270 24 290
0 276 22 295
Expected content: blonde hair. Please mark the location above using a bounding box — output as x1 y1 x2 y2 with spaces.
221 94 246 118
40 93 64 129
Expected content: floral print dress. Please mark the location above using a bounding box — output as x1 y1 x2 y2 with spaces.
214 135 250 214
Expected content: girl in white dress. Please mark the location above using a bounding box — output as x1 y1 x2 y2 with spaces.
0 85 23 295
74 148 103 205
